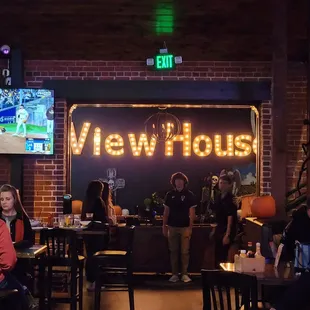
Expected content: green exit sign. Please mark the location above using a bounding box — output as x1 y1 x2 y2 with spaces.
155 54 175 70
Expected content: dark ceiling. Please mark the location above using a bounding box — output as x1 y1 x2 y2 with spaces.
0 0 307 60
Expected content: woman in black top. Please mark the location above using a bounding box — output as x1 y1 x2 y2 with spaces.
81 180 109 291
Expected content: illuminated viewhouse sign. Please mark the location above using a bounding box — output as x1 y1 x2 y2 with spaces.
70 122 257 157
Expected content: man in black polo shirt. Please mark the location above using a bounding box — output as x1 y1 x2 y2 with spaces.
212 175 238 268
163 172 197 283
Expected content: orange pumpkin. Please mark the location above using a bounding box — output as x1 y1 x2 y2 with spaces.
241 194 256 218
251 195 276 218
114 205 122 216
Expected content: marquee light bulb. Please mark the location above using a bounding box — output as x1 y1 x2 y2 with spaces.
128 133 156 156
193 135 212 157
234 135 252 156
71 122 90 155
105 134 124 156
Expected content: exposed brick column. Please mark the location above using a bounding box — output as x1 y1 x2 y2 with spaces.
23 99 67 218
260 101 272 195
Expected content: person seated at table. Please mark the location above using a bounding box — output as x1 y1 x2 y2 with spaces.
281 202 310 261
100 181 117 225
0 184 33 248
81 180 109 291
210 175 238 268
0 184 34 290
0 218 29 310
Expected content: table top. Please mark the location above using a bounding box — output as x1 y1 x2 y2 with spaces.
220 262 298 285
16 245 47 259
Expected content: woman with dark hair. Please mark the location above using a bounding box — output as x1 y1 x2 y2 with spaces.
81 180 109 291
0 184 33 247
101 181 117 225
0 184 36 308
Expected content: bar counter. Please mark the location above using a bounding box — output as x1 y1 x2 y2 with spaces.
114 224 215 273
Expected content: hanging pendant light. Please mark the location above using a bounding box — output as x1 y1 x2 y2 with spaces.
144 108 181 142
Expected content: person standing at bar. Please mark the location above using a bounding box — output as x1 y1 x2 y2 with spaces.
163 172 197 283
211 175 238 268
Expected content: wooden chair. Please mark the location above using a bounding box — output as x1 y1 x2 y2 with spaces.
93 225 135 310
72 200 83 215
201 269 260 310
40 228 85 310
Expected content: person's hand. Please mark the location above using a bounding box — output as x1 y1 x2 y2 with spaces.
223 234 230 245
162 226 168 237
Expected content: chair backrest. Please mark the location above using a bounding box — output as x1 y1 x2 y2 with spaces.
120 225 135 253
40 228 78 261
201 270 258 310
72 200 83 215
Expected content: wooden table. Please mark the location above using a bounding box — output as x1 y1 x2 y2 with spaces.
15 245 47 259
15 244 47 309
220 262 298 285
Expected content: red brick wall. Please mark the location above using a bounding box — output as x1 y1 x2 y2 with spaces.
0 60 306 216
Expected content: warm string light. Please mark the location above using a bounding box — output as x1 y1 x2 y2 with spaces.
214 134 234 157
93 127 101 156
70 122 90 155
165 122 191 156
105 134 124 156
234 135 252 157
252 138 257 155
128 133 157 156
193 135 212 157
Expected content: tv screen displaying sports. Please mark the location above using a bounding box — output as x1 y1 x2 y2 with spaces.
0 88 54 155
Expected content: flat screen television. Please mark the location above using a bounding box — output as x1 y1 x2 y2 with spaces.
0 88 54 155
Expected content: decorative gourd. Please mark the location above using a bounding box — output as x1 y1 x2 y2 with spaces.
251 195 276 218
114 205 122 216
241 194 256 218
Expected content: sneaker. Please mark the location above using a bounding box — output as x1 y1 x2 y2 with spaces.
181 274 192 283
169 275 179 283
12 133 17 136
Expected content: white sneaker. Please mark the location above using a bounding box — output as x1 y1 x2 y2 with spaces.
181 274 192 283
169 275 179 283
12 133 17 136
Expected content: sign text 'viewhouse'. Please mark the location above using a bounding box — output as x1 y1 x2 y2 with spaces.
70 122 257 157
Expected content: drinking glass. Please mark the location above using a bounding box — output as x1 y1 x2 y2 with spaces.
86 213 93 221
59 215 65 227
74 214 81 227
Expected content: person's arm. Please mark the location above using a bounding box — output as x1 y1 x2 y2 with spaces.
225 216 233 237
223 200 237 244
0 223 17 274
162 193 171 237
189 192 197 228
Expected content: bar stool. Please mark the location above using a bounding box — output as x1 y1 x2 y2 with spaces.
93 225 135 310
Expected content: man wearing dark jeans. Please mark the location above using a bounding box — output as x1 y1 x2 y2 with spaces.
211 175 238 268
163 172 197 283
